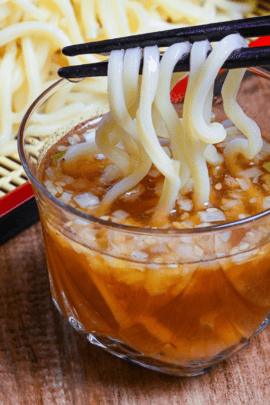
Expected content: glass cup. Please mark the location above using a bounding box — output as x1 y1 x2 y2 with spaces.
18 69 270 377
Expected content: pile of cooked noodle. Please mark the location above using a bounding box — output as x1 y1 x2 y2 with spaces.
61 34 261 223
0 0 258 157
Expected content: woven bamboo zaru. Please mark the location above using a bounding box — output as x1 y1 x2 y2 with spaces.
0 136 45 198
0 152 27 198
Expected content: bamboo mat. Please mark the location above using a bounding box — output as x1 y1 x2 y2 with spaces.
0 134 44 198
0 153 27 198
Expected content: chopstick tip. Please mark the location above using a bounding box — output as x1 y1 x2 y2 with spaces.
62 46 74 56
57 67 66 77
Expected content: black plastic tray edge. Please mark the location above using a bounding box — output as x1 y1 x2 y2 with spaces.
0 198 40 245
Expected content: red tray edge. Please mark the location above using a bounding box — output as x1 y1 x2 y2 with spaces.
0 182 34 218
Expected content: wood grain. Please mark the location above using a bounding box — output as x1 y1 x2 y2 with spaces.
0 222 269 405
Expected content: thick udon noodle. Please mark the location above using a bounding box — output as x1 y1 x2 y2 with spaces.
65 34 262 223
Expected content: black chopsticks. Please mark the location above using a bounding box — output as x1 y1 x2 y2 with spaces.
63 15 270 56
58 46 270 79
58 15 270 80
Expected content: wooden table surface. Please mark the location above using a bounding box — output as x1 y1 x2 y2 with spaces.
1 221 269 405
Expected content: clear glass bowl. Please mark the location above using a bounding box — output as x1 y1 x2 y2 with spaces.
18 69 270 377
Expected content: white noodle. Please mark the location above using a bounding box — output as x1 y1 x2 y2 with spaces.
81 0 99 40
22 36 42 104
11 0 50 21
223 66 263 174
96 46 152 210
107 49 139 139
188 35 248 145
154 42 191 187
204 144 224 165
0 42 17 145
96 115 130 175
137 46 181 221
96 47 143 176
64 141 99 163
182 40 213 206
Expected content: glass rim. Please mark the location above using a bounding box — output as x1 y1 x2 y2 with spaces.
18 67 270 236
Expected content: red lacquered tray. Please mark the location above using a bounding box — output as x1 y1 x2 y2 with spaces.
1 36 269 245
0 182 34 217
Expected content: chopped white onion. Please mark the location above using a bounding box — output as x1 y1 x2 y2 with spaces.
194 245 204 257
73 192 100 208
73 134 80 142
57 145 68 151
47 187 57 196
56 186 63 193
95 153 106 160
198 210 226 222
100 165 123 184
177 197 193 212
44 179 53 189
239 167 263 178
150 243 170 254
74 218 89 226
245 230 262 244
222 119 234 128
112 210 130 220
45 167 55 180
262 197 270 209
181 219 194 227
83 129 96 142
59 175 74 184
131 251 148 261
235 177 251 191
220 231 231 242
61 192 73 202
173 243 193 259
221 200 240 210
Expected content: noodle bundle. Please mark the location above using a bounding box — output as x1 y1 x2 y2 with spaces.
94 34 262 222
